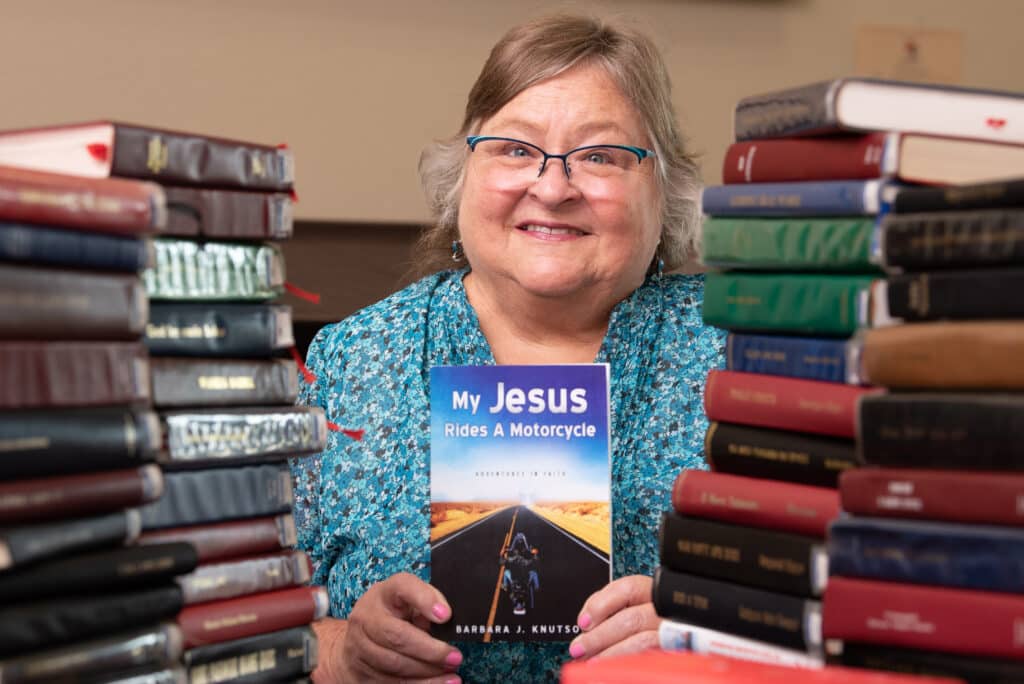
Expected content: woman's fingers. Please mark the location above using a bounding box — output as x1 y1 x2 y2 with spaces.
570 597 659 659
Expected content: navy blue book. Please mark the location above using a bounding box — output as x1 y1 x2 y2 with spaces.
829 516 1024 593
726 333 861 384
701 180 891 217
0 221 151 272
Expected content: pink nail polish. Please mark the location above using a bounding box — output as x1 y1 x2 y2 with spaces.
432 603 450 620
577 613 591 630
569 642 586 659
445 650 463 668
446 678 461 684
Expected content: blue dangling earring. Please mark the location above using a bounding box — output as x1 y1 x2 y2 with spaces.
451 239 464 262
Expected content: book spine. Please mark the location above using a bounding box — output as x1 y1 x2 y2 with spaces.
144 239 285 301
733 80 839 140
890 178 1024 213
0 341 151 409
827 639 1024 683
179 551 312 604
653 567 822 653
138 514 297 563
161 407 327 465
705 422 859 489
112 124 294 191
151 358 299 408
823 576 1024 660
721 133 888 184
659 619 824 669
858 394 1024 471
701 217 876 271
177 586 328 649
703 272 878 336
0 464 163 524
0 163 165 234
0 221 151 271
164 186 293 240
139 465 294 530
703 369 879 439
702 180 884 217
0 508 141 570
146 303 294 357
659 513 827 597
880 209 1024 270
184 626 317 684
0 264 147 340
0 408 161 479
888 268 1024 321
726 333 856 384
840 467 1024 526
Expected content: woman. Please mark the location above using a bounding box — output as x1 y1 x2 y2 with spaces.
292 14 725 683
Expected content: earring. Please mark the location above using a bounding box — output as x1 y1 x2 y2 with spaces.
451 240 464 262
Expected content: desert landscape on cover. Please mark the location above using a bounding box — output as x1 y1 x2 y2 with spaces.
431 501 611 553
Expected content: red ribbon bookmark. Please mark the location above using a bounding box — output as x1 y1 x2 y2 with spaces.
326 422 365 441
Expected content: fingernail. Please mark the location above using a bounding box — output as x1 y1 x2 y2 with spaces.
446 678 461 684
577 613 591 630
445 650 463 668
569 641 586 659
432 603 450 621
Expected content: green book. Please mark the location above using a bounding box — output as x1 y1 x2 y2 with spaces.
701 217 881 271
144 239 284 301
704 272 878 336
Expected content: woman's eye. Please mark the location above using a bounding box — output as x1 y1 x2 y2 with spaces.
508 146 532 158
584 151 611 164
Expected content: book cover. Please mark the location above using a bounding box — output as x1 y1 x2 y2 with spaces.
164 186 293 240
138 514 297 563
0 221 152 272
428 364 611 643
150 358 299 408
888 178 1024 213
701 180 891 217
183 626 317 683
887 268 1024 321
827 639 1024 683
146 303 294 358
143 238 285 301
725 333 861 385
659 619 824 669
879 209 1024 270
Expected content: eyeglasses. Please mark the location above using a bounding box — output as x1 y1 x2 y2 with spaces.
466 136 655 188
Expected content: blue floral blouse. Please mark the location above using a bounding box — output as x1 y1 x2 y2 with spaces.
290 269 725 683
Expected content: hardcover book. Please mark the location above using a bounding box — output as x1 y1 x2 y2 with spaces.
143 238 285 301
0 221 153 272
428 364 612 643
138 514 297 563
146 303 294 357
164 186 293 240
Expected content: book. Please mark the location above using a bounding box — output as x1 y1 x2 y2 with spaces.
165 186 293 240
659 512 828 597
139 464 294 530
0 622 183 684
857 394 1024 471
0 464 163 524
840 467 1024 526
0 542 197 602
0 508 141 571
177 585 328 649
428 364 612 643
659 619 825 669
885 269 1024 321
151 358 299 408
103 667 187 684
146 303 294 357
887 177 1024 214
0 264 147 340
0 163 166 234
702 180 891 217
861 321 1024 389
725 333 862 385
672 469 840 539
653 567 822 652
0 407 161 479
138 514 297 563
722 133 1024 186
144 238 285 301
700 217 877 272
183 626 318 684
0 340 150 409
703 273 879 337
0 121 294 190
0 221 152 271
704 370 882 439
705 422 859 489
879 209 1024 271
827 640 1024 684
734 77 1024 144
823 576 1024 661
160 406 327 467
178 550 312 604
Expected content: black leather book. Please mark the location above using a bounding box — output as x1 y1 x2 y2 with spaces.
827 639 1024 684
146 303 294 357
151 358 298 408
887 268 1024 320
888 177 1024 213
179 550 311 605
880 209 1024 271
0 508 140 571
0 221 152 272
184 626 318 684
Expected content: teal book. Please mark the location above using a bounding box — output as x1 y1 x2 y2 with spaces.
429 364 612 643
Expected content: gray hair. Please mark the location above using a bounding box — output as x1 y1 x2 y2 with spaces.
415 14 701 277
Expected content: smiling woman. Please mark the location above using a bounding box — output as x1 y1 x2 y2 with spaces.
290 13 726 684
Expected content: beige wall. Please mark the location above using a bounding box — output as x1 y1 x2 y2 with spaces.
1 0 1022 224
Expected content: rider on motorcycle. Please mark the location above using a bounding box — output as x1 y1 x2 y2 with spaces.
501 531 539 615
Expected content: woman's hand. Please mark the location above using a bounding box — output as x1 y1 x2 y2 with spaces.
318 572 463 683
568 574 660 660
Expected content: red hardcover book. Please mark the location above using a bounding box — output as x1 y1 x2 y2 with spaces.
672 470 839 538
824 576 1024 661
704 370 882 439
137 514 297 563
177 585 328 648
560 650 962 683
0 164 165 234
839 468 1024 526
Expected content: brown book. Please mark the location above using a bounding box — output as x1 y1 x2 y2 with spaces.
164 186 293 240
150 358 299 408
178 550 313 604
0 341 150 409
0 163 166 234
861 321 1024 389
138 514 297 563
0 464 163 525
0 263 147 340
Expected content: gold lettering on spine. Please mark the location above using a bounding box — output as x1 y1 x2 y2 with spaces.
197 376 257 391
146 136 169 174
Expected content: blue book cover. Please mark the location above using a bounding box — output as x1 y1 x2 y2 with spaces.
702 179 891 217
828 516 1024 593
726 333 861 384
429 364 612 643
0 221 151 272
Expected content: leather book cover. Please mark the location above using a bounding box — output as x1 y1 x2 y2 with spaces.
0 221 152 272
178 550 312 604
138 514 297 563
144 238 285 301
146 303 294 358
722 133 888 184
889 177 1024 213
164 185 293 240
184 625 317 683
887 268 1024 321
0 508 141 571
151 358 299 408
880 209 1024 270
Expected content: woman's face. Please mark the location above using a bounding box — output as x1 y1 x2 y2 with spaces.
458 63 662 303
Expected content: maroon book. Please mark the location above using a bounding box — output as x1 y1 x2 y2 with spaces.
722 133 888 184
164 186 292 240
177 585 328 648
137 514 297 563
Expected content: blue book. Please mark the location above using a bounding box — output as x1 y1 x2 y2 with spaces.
701 179 891 217
829 516 1024 593
726 333 862 384
0 221 151 272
